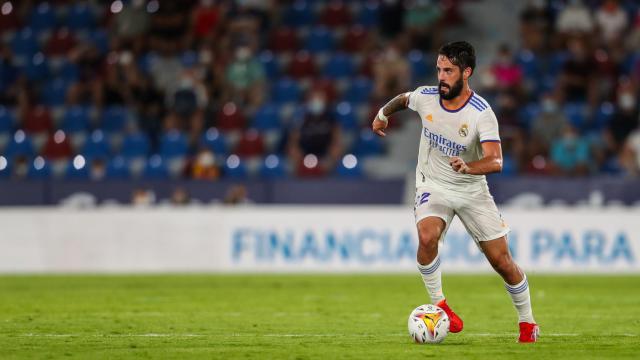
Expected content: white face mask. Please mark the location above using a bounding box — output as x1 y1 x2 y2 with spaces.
542 99 558 113
619 93 635 111
308 99 326 115
235 47 251 61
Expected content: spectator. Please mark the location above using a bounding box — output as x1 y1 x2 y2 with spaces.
373 45 411 101
224 45 265 108
620 123 640 176
287 90 342 175
403 0 443 51
555 0 594 36
488 44 524 95
607 81 639 150
190 0 226 44
191 149 220 180
112 0 150 53
550 124 590 176
556 37 597 105
170 187 191 205
223 184 251 205
531 94 569 151
594 0 628 45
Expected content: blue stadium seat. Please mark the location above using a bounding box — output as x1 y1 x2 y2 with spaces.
408 50 431 83
563 102 588 130
11 28 40 58
335 154 363 178
42 78 69 106
4 131 35 159
65 156 90 179
0 156 11 178
24 53 49 81
515 49 542 80
343 77 373 103
200 128 227 155
352 130 382 156
592 102 615 130
0 106 15 133
28 2 57 33
283 0 315 27
105 156 130 179
356 2 379 27
159 131 189 159
322 52 355 78
88 30 109 54
252 104 282 130
271 78 301 104
223 154 248 179
56 60 79 82
142 155 169 179
120 132 150 159
304 27 335 53
180 51 198 68
61 106 91 133
518 102 541 129
334 102 359 130
27 157 51 179
81 130 110 161
101 106 129 133
67 3 95 31
258 50 280 80
259 154 286 179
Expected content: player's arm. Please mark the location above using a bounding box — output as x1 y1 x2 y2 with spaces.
371 92 411 137
449 141 503 175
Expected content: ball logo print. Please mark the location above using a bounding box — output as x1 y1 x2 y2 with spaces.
408 304 450 344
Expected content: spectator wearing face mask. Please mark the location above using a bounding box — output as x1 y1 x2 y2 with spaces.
287 90 343 176
531 94 569 150
224 45 265 108
608 81 639 151
550 124 590 176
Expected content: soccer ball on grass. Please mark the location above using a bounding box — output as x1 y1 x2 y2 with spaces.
408 304 450 344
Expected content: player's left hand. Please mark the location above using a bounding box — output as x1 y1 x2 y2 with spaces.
449 157 469 174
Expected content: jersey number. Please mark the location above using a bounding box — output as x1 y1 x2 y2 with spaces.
419 192 431 205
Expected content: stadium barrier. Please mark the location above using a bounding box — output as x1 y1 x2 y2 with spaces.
0 207 637 273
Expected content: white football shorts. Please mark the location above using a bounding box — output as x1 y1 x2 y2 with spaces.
413 185 510 246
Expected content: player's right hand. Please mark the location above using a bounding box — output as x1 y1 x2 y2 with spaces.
372 118 387 137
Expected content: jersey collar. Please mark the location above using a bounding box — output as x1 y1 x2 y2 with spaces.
439 91 474 113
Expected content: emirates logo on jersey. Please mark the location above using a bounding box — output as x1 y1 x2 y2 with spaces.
458 124 469 137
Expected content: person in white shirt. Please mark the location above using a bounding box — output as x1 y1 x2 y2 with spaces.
371 41 539 343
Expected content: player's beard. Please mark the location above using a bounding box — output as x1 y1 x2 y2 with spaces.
438 76 463 100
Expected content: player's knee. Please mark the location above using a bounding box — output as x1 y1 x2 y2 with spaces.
418 229 440 250
490 253 515 275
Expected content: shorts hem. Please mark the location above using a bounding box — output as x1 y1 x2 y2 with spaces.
415 213 449 226
475 228 511 242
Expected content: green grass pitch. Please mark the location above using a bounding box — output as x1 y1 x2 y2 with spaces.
0 274 638 359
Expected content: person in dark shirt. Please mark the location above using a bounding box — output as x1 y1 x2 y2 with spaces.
287 90 342 175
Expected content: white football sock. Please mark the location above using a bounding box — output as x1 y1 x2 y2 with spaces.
417 255 445 304
504 275 535 323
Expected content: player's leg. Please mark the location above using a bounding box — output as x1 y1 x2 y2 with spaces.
479 237 539 343
413 188 462 332
455 193 538 342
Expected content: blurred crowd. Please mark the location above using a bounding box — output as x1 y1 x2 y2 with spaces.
0 0 639 181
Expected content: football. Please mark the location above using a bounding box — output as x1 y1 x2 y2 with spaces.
408 304 450 344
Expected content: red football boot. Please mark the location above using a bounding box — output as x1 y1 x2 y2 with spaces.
436 299 463 333
518 322 540 343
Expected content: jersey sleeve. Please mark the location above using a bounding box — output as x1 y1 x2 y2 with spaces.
407 86 427 111
477 109 501 143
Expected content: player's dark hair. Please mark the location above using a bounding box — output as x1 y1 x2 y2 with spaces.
438 41 476 76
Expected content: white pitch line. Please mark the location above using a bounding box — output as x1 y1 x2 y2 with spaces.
17 332 637 338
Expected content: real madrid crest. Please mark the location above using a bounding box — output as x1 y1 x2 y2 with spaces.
458 124 469 137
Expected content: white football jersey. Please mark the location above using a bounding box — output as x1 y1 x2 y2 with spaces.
407 86 501 193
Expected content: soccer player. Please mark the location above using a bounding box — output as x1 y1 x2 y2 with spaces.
371 41 539 343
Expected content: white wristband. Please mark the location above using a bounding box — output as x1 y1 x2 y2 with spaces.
377 108 388 125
